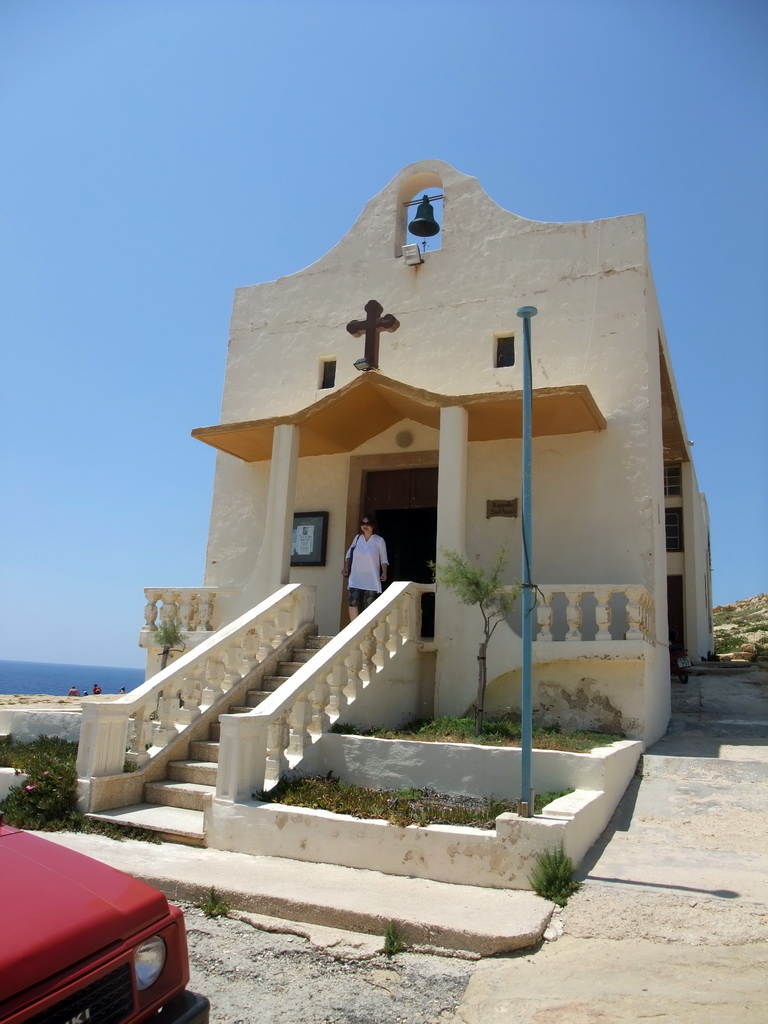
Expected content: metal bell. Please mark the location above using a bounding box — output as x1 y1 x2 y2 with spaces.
408 195 440 238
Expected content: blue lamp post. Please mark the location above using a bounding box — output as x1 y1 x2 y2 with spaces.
516 305 538 817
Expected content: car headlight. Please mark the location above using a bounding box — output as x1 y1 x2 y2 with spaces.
134 935 167 990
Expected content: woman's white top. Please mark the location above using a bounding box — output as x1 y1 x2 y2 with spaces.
346 534 389 592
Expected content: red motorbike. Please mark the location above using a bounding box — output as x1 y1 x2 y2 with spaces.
669 634 691 684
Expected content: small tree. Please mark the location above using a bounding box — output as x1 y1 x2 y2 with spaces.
431 547 521 733
153 617 187 671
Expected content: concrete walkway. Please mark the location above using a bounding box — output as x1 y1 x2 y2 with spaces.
40 828 550 956
452 662 768 1022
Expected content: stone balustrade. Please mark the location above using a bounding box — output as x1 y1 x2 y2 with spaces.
77 584 316 781
216 582 431 804
140 587 238 640
526 584 654 643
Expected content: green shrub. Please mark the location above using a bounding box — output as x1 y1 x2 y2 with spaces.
195 886 231 918
0 736 80 831
528 842 580 906
0 736 160 841
267 774 570 826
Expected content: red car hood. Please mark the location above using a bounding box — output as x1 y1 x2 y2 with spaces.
0 826 170 1000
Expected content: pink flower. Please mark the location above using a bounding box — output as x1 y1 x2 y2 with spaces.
25 785 35 791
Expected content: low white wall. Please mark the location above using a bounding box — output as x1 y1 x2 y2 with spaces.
0 767 28 801
0 710 82 744
209 737 642 888
301 734 641 801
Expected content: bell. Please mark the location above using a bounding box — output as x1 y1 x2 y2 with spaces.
408 195 440 238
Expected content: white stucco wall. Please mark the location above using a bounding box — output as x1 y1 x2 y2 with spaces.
194 159 706 740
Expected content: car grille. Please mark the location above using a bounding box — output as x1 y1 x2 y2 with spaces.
26 962 134 1024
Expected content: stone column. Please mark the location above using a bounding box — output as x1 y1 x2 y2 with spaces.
434 405 469 715
236 424 300 613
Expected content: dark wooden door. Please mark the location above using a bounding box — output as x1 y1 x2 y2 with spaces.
363 467 438 637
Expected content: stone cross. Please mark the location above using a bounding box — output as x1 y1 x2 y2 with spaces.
346 299 400 370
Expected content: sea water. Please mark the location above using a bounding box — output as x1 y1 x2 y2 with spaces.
0 660 145 697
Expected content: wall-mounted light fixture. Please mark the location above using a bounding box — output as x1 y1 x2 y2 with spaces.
353 357 374 372
402 243 423 266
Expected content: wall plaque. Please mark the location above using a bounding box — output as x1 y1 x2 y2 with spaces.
486 499 519 519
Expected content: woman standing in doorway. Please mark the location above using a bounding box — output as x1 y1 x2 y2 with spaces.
342 513 389 620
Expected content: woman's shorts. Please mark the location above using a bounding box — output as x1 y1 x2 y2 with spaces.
348 587 379 610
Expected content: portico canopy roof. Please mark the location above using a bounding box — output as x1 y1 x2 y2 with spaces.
191 373 607 463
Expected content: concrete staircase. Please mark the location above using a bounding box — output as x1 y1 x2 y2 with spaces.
86 631 333 846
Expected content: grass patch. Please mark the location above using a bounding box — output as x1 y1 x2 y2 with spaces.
0 735 160 842
383 921 406 956
329 715 624 752
266 774 570 827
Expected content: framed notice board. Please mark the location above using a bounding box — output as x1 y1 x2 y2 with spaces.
290 511 329 567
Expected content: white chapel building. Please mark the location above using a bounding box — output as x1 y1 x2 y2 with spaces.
183 158 712 746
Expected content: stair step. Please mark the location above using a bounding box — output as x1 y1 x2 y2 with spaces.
276 661 307 676
85 804 206 847
189 740 220 763
169 760 219 786
304 635 334 650
263 675 290 689
145 780 215 812
244 691 271 707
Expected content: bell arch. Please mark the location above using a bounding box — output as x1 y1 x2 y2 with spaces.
394 171 444 257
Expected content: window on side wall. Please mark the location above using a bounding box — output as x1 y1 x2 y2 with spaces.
666 509 683 551
664 464 682 496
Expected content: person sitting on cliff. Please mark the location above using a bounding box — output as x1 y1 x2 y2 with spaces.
67 686 79 697
92 684 102 695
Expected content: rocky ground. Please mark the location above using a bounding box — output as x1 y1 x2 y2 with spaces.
182 908 475 1024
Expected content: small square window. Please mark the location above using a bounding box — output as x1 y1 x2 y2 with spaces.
495 336 515 368
320 360 336 389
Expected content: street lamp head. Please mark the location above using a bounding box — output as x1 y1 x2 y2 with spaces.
516 306 538 318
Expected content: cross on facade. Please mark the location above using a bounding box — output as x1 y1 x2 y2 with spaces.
346 299 400 370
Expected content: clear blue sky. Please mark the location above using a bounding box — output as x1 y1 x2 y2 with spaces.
1 1 766 669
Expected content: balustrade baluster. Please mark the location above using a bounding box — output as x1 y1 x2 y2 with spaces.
373 619 388 669
343 649 361 702
265 713 290 784
143 593 160 630
358 633 375 688
326 660 347 720
177 591 192 631
159 594 180 625
187 593 201 632
385 607 401 657
178 671 202 725
594 587 613 641
223 641 243 691
286 697 312 761
241 628 262 675
152 691 180 746
202 656 226 706
126 707 153 767
310 677 330 736
536 594 553 641
199 593 214 632
564 589 583 641
625 587 643 639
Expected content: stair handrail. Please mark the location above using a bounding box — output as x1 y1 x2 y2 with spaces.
216 581 432 801
77 583 316 780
